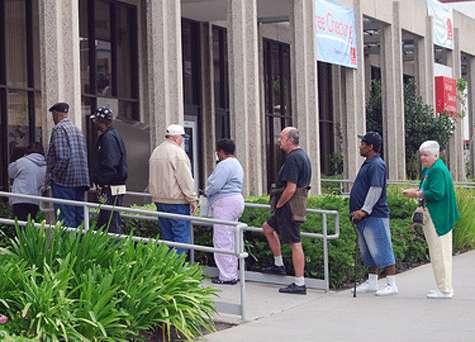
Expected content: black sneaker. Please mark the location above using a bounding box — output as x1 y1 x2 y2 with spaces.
262 265 287 275
279 283 307 295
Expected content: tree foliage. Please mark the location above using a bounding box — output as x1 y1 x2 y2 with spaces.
365 79 455 179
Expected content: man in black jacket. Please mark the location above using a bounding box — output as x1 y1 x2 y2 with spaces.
91 107 128 233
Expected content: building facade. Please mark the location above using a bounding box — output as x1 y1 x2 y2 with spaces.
1 0 475 195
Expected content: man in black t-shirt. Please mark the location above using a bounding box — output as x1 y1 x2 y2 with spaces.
262 127 312 295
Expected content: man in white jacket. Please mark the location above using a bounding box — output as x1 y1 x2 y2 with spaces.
149 124 197 255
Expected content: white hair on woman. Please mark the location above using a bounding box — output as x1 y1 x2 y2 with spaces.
419 140 440 158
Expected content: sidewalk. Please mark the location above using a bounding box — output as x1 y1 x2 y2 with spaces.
203 251 475 342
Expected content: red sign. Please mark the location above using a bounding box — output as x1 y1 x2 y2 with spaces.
435 76 457 116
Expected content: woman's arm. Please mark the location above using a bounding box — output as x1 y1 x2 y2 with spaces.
423 168 446 202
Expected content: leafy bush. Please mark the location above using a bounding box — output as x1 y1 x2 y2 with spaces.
0 223 217 341
453 189 475 251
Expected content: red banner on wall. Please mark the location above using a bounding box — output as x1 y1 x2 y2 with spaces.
435 76 457 116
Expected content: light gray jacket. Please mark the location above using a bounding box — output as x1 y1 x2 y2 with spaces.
8 153 47 205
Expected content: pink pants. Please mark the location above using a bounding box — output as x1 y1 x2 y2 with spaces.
211 195 245 281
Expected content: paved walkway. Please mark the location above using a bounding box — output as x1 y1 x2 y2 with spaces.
203 251 475 342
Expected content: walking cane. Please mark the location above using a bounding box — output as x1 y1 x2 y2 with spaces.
352 219 359 298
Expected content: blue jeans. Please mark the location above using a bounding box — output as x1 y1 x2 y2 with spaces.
155 203 192 255
51 183 86 228
356 217 396 269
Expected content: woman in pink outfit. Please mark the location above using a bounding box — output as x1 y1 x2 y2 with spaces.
206 139 245 285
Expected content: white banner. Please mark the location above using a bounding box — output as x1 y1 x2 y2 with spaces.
314 0 358 69
427 0 454 50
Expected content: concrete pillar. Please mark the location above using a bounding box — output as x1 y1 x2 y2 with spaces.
447 28 465 181
469 57 475 176
145 0 183 149
200 23 216 181
421 16 435 107
39 0 82 141
380 2 406 180
341 0 366 181
227 0 263 195
290 0 321 194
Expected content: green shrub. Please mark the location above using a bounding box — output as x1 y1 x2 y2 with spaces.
454 189 475 251
0 222 217 341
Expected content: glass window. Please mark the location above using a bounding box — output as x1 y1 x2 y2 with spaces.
6 0 28 88
213 26 230 139
79 0 139 121
95 0 111 41
117 6 136 98
182 19 201 107
0 0 41 190
317 62 334 175
7 90 29 155
264 39 292 191
96 40 112 96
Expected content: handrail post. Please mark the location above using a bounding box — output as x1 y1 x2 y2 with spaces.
190 224 195 264
83 203 90 232
323 213 329 292
237 223 247 321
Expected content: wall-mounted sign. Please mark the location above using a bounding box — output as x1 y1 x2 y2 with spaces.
435 76 457 116
314 0 357 69
427 0 454 50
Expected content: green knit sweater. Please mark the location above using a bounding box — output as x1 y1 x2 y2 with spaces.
419 159 460 236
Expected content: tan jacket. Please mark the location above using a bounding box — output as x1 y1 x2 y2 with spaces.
149 140 197 204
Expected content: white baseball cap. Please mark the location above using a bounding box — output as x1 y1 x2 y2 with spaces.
165 124 186 136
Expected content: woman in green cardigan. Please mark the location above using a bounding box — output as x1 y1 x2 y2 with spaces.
403 140 459 299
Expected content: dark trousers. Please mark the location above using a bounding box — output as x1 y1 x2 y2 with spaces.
51 183 85 228
12 203 39 221
96 187 123 234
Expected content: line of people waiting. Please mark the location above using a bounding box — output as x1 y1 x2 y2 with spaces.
6 102 459 299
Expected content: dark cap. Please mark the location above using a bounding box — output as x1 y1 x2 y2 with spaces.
358 132 382 150
48 102 69 113
90 106 113 121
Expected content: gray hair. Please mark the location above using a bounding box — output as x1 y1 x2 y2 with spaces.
285 127 300 145
419 140 440 158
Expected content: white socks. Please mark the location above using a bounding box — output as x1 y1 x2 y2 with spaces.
368 273 378 285
295 276 305 286
274 255 284 267
386 275 397 287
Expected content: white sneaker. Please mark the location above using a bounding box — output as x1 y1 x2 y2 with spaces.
353 280 378 293
375 284 399 296
427 289 453 299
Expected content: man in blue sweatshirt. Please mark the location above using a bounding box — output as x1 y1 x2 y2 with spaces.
91 107 128 233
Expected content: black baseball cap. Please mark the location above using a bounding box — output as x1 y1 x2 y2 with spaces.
358 132 382 150
48 102 69 113
90 106 113 121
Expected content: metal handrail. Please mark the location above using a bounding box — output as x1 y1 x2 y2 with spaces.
322 178 475 188
0 191 249 321
125 191 341 291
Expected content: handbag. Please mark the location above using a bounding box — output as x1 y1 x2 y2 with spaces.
411 198 426 226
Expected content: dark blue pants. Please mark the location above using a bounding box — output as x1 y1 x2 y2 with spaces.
51 183 85 228
155 203 192 255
